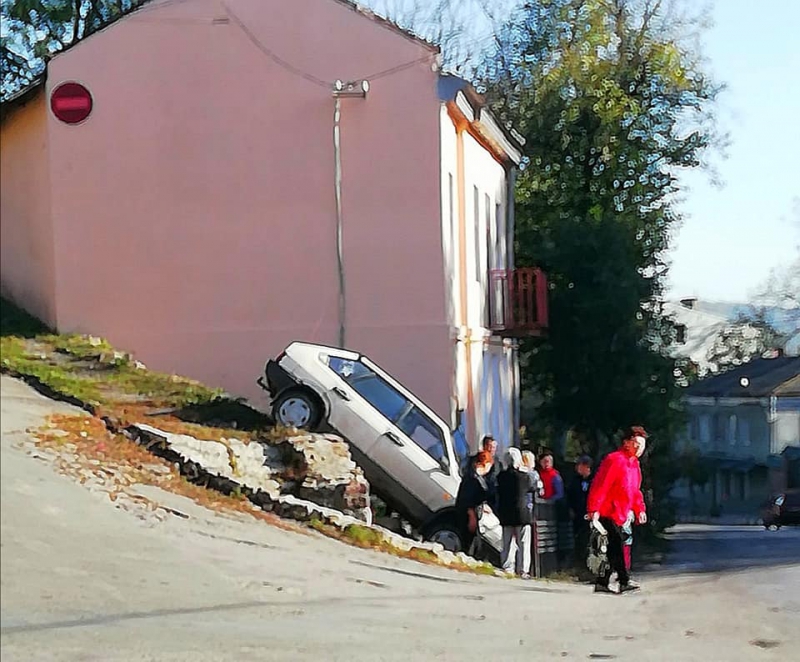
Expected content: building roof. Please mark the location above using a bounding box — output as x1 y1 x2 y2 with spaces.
1 0 438 122
438 74 525 166
685 355 800 399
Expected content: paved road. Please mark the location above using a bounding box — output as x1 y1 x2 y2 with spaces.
656 524 800 615
1 375 798 661
664 524 800 574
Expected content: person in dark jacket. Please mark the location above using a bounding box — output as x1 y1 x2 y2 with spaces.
566 455 594 571
496 448 537 578
455 450 493 556
465 435 500 509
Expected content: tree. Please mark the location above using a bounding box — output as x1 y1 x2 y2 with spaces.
1 0 146 100
476 0 722 527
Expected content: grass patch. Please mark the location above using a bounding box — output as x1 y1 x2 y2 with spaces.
343 523 384 547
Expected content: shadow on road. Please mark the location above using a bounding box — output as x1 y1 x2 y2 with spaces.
651 524 800 576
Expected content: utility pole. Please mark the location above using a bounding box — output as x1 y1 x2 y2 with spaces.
331 79 369 349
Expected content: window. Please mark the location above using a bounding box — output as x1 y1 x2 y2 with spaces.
474 186 481 281
447 173 455 253
397 406 446 463
485 193 493 269
728 415 737 446
328 357 407 421
714 413 725 444
689 415 699 441
739 418 751 446
699 414 711 444
495 202 503 265
675 324 687 345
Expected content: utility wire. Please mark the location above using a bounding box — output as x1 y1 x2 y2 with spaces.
222 1 330 88
221 2 501 89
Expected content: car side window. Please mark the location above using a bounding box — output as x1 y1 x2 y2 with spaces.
397 406 446 462
328 357 408 421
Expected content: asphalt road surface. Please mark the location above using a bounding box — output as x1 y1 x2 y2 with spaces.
1 375 797 662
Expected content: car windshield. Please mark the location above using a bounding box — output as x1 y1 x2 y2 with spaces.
452 427 470 474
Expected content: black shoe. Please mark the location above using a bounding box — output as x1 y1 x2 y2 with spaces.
594 583 617 594
619 580 641 593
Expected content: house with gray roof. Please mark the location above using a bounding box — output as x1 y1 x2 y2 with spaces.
675 353 800 517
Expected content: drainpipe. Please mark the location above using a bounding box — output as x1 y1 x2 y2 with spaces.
768 395 777 455
332 79 369 349
506 167 517 272
506 167 519 443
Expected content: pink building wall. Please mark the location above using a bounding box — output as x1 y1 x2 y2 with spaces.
2 0 452 416
0 96 57 327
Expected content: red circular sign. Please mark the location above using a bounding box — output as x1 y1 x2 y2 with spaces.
50 82 93 124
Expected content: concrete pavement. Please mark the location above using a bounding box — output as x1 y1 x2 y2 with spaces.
1 375 798 661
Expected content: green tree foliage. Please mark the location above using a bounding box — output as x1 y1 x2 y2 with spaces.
1 0 145 99
479 0 722 526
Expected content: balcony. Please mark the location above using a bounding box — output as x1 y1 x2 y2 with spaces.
488 267 549 337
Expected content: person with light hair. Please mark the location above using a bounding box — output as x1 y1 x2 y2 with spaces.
496 447 538 578
522 451 544 497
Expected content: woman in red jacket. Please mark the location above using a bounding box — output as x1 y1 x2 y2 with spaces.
586 426 648 594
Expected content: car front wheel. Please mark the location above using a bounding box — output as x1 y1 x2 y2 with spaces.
272 389 322 430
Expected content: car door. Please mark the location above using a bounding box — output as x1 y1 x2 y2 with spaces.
323 354 405 460
362 384 460 520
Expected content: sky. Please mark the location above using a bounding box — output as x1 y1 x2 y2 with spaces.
666 0 800 303
369 0 800 305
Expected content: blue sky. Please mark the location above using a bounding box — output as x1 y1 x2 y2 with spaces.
667 0 800 303
369 0 799 304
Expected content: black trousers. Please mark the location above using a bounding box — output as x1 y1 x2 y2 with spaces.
598 518 629 586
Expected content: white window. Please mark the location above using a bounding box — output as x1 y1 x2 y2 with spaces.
728 414 737 446
699 414 711 444
447 173 454 243
473 186 481 281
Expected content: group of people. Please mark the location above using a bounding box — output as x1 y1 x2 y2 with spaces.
455 426 649 595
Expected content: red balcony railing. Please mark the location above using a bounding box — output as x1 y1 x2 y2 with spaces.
488 267 549 337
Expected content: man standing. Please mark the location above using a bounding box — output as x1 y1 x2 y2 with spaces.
586 426 648 594
538 451 564 501
566 455 594 571
455 451 494 557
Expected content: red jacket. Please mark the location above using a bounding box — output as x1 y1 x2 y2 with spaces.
586 449 645 526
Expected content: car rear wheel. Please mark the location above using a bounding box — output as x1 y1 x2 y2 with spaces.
423 519 464 553
272 389 322 430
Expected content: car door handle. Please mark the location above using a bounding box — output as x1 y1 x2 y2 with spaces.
332 386 350 401
384 430 403 446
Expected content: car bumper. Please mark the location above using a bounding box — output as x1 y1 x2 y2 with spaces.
257 360 298 398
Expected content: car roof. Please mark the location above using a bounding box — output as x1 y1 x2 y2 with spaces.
285 341 450 431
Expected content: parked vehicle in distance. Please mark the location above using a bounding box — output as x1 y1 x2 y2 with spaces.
257 341 502 557
762 489 800 530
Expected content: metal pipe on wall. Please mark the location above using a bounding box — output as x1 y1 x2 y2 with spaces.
331 80 369 349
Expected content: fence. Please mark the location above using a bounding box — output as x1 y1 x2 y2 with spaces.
532 499 575 578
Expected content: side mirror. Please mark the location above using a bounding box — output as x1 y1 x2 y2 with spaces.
439 454 451 474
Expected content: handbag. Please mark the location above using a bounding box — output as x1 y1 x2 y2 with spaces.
587 527 610 578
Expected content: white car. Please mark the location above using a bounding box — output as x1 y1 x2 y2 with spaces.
258 341 502 557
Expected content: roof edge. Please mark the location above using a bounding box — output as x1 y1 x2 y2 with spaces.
333 0 440 53
0 76 46 124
